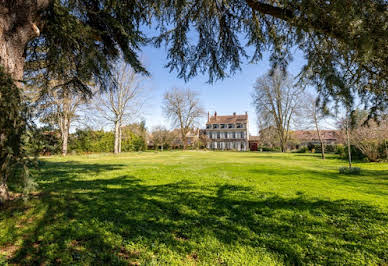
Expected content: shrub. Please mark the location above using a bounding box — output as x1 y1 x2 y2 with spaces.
24 127 61 156
258 146 281 152
325 144 337 153
344 145 366 161
295 147 308 153
339 167 361 174
69 128 147 153
69 129 114 153
335 144 345 156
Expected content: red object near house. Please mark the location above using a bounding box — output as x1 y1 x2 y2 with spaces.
249 142 258 151
249 136 260 151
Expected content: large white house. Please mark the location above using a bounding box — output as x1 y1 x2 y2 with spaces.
205 112 249 151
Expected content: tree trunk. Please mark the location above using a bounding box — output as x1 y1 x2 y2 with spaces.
0 37 25 84
315 126 325 159
0 1 47 82
118 122 122 153
0 181 10 205
114 120 120 154
320 141 325 159
279 132 286 152
0 1 49 204
181 131 187 150
62 124 69 156
346 121 352 168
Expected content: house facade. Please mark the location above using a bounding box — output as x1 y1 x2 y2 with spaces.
205 112 249 151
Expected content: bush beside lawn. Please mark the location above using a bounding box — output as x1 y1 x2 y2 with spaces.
1 152 387 265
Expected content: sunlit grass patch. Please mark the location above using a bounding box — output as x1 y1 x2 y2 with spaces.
1 151 387 265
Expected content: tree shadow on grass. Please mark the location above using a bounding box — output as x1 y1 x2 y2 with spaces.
5 161 388 265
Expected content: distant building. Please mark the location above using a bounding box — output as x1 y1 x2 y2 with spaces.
205 112 249 151
291 130 341 147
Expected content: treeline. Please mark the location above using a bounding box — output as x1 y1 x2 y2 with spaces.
29 124 147 155
294 143 387 162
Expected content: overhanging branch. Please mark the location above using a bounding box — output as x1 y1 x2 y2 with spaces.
246 0 347 45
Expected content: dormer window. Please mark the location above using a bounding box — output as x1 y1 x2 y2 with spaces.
220 124 226 129
213 124 219 129
236 123 242 128
228 124 234 128
206 124 210 129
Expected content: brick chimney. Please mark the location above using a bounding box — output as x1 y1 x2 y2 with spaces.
245 111 248 116
214 111 217 120
207 112 210 122
233 112 236 116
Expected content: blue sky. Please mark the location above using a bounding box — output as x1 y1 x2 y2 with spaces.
139 44 307 135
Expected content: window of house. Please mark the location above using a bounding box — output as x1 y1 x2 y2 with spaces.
217 132 220 139
213 124 219 129
236 123 242 128
206 124 210 129
232 132 236 139
228 124 234 128
220 124 226 128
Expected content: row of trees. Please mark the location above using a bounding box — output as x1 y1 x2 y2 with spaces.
29 73 205 156
31 64 147 156
252 69 388 162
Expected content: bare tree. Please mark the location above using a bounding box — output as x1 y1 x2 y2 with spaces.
151 126 173 151
303 93 330 159
336 108 353 168
252 69 304 152
349 111 388 162
162 88 204 149
258 125 279 149
95 64 147 154
36 81 88 156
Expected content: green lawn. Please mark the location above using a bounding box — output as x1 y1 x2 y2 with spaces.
1 151 387 265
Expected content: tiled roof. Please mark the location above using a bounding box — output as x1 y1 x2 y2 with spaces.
291 130 340 141
207 113 248 124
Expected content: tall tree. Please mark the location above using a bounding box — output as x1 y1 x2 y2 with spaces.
252 69 304 152
95 64 146 154
162 88 204 149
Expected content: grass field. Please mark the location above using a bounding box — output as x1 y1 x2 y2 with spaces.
1 151 387 265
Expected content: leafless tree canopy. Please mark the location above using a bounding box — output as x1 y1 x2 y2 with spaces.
95 63 147 154
349 112 388 162
252 69 304 152
151 126 174 151
34 80 89 156
162 88 204 149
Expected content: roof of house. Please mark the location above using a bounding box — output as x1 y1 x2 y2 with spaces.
291 130 340 141
207 112 248 124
